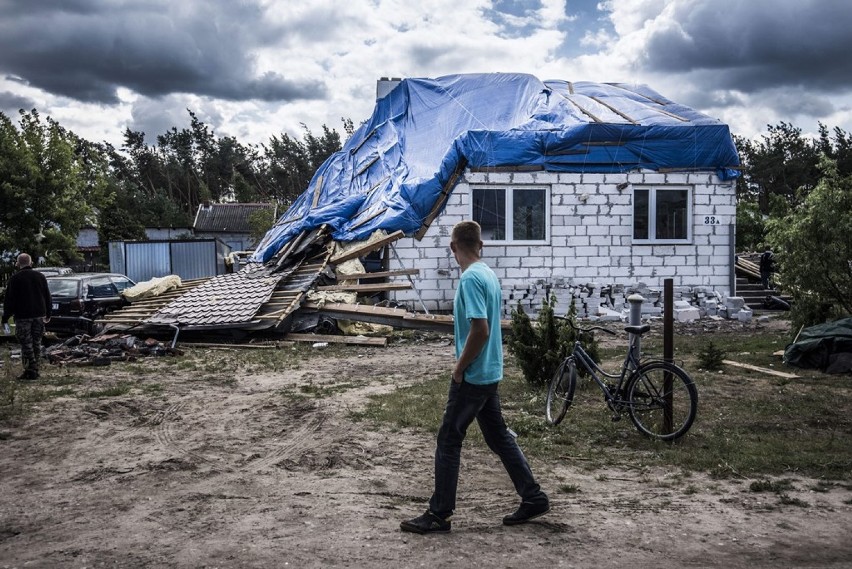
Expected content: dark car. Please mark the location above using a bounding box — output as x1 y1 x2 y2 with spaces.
46 273 136 335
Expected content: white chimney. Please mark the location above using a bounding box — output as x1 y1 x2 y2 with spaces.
376 77 402 100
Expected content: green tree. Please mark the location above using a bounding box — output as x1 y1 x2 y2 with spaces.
766 157 852 329
247 206 277 245
735 123 822 214
0 110 92 265
507 295 598 386
259 123 345 207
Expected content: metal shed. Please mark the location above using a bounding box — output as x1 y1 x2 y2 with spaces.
109 239 231 282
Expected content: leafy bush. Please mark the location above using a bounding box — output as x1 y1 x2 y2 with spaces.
507 294 599 386
767 157 852 329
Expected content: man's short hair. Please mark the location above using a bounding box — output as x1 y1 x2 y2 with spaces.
452 221 482 252
16 253 32 268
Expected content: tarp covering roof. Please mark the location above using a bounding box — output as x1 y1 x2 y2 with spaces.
253 73 741 263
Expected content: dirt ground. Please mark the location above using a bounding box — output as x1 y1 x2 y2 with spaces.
1 321 851 569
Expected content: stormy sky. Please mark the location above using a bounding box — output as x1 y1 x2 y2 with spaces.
1 0 849 146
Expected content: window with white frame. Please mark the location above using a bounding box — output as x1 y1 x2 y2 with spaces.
632 186 692 242
471 186 549 243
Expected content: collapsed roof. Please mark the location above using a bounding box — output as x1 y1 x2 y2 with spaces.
253 73 741 263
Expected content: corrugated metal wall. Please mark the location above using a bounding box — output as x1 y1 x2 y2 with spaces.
108 240 231 282
127 242 170 282
171 241 217 280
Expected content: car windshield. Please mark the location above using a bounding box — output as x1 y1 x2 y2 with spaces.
47 279 79 297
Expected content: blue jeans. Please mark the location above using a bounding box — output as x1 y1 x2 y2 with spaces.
429 379 545 518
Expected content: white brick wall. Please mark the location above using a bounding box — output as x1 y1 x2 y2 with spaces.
388 169 735 314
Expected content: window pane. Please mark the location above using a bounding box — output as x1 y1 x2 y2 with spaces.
512 189 546 240
633 189 649 239
655 189 689 239
87 277 117 298
473 188 506 240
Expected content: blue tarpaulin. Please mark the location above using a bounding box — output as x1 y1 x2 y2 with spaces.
253 73 740 263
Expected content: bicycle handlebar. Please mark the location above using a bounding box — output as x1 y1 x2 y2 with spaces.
554 315 617 336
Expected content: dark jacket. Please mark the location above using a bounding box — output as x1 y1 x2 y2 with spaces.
759 250 774 272
2 266 52 323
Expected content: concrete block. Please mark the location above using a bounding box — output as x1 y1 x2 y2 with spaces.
724 296 746 310
674 307 700 322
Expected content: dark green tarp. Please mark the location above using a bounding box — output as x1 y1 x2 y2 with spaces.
784 317 852 374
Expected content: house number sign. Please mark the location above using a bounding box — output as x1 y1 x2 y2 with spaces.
702 215 722 225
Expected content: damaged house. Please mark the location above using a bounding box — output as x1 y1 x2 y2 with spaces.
102 73 740 336
253 74 740 316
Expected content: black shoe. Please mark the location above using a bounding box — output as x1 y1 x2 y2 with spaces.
17 370 37 381
400 510 451 534
503 499 550 526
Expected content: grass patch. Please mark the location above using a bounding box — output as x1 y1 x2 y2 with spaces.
354 324 852 482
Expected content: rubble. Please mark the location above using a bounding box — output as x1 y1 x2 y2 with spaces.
45 333 182 367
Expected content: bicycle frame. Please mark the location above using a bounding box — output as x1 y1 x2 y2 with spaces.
571 332 643 404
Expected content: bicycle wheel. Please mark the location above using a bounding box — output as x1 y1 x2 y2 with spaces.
626 361 698 441
546 357 577 425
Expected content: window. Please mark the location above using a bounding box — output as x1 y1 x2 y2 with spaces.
633 187 691 242
472 186 548 243
86 277 118 298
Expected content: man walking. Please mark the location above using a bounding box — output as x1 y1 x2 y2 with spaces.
400 221 549 534
2 253 52 379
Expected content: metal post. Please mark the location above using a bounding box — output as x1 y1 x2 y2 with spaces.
663 279 674 434
627 293 644 364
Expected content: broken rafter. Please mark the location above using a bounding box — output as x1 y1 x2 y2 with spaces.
337 268 419 280
415 157 468 240
315 283 412 293
349 206 388 230
310 175 324 209
329 230 405 264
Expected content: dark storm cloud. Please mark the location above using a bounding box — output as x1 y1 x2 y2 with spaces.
0 1 326 104
0 90 36 117
640 1 852 94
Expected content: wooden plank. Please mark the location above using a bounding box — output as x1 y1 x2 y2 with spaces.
283 333 387 346
316 283 412 293
300 302 511 332
182 342 295 349
415 158 468 240
310 175 324 209
722 360 801 379
336 268 419 280
350 206 388 230
329 230 405 264
588 95 638 124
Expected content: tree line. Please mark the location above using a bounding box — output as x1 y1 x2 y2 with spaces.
0 109 352 268
1 110 849 327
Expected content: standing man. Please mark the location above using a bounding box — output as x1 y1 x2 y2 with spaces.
400 221 549 534
759 244 775 290
1 254 52 380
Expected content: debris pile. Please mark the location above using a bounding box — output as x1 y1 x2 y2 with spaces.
46 334 182 367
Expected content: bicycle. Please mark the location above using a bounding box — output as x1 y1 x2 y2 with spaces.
545 319 698 441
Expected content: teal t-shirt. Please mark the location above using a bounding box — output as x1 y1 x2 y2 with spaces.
454 261 503 384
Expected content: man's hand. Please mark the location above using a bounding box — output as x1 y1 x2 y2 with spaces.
452 366 464 384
